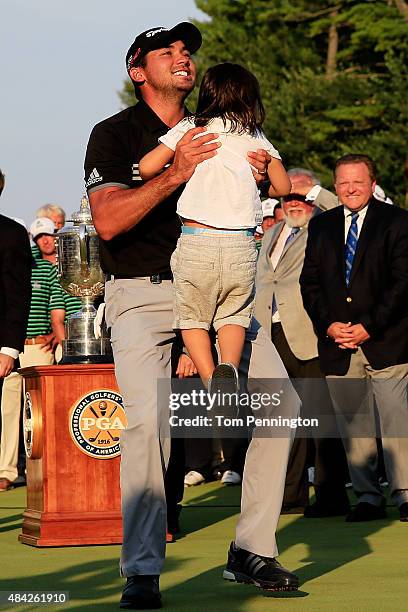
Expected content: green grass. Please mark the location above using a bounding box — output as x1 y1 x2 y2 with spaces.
1 483 407 611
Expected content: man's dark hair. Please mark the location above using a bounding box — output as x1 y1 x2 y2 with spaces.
195 63 265 134
334 154 377 182
0 169 5 196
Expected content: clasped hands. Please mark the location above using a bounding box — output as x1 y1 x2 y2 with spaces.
327 322 370 350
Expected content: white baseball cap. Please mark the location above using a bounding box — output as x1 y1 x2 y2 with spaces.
262 198 279 218
374 185 394 205
30 217 56 240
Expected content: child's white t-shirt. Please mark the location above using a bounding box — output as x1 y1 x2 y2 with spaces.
159 117 281 229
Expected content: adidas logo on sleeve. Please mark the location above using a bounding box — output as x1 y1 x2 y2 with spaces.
132 163 143 181
86 168 103 187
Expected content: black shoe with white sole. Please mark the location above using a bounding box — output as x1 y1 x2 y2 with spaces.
223 542 299 591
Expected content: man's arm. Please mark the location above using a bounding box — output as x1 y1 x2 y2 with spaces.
50 309 66 345
288 182 338 211
90 127 219 241
311 187 339 211
43 265 66 353
0 224 31 354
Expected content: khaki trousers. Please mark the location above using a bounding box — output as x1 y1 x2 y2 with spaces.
0 344 54 481
327 348 408 507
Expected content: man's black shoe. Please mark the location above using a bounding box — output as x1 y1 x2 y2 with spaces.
346 501 387 522
399 502 408 522
281 505 305 515
223 542 299 591
120 575 162 609
304 501 350 518
167 503 182 535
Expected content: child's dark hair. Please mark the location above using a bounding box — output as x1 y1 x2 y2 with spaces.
194 63 265 134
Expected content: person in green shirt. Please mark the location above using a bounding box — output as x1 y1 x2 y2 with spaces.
30 216 82 359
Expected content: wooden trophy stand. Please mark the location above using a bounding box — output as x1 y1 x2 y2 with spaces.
19 364 125 547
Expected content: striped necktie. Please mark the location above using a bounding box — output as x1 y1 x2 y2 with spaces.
345 212 359 286
272 227 300 314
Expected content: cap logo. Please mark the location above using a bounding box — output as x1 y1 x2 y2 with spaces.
127 48 141 71
127 26 171 72
145 27 168 37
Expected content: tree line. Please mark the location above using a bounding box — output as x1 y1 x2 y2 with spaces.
120 0 408 206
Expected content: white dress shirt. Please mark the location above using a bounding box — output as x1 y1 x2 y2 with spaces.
270 224 292 270
305 184 322 202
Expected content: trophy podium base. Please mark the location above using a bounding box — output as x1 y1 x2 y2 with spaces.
19 364 123 547
59 355 113 365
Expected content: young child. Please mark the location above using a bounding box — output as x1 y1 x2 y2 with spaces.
139 62 290 392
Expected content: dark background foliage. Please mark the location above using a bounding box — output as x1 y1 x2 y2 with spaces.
120 1 408 206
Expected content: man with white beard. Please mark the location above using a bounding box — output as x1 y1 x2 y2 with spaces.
254 168 350 517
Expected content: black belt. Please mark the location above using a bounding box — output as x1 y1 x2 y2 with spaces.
110 273 173 283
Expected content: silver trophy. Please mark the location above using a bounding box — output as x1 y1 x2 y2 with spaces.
56 195 112 364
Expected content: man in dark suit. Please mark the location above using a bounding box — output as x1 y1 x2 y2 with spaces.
300 154 408 522
0 169 32 491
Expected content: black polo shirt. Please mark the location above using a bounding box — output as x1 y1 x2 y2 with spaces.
84 101 183 277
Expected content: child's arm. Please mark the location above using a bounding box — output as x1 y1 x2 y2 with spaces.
267 158 291 197
139 144 174 181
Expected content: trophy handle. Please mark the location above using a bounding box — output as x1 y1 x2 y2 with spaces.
79 223 91 279
55 234 62 278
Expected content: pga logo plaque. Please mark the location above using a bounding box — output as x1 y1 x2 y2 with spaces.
69 390 127 459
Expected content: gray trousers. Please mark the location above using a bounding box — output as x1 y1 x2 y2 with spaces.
327 347 408 508
105 278 299 577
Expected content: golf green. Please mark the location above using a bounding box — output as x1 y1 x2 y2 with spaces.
1 483 407 611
